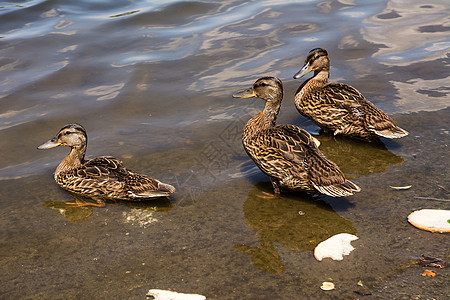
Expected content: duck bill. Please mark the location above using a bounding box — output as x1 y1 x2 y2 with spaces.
37 138 61 150
232 88 256 99
293 62 312 79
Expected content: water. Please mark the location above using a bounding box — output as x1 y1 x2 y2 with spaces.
1 0 449 299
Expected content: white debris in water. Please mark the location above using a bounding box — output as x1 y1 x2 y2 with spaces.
314 233 359 261
320 282 335 291
390 185 412 190
123 209 158 228
146 289 206 300
408 209 450 233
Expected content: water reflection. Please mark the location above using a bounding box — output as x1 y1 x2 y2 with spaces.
364 1 449 62
43 194 174 223
43 200 94 222
362 0 450 114
314 133 404 177
234 183 356 274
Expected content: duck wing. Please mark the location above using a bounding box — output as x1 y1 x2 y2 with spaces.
59 156 174 199
304 147 360 197
121 171 176 198
320 83 408 138
253 125 359 197
248 125 311 175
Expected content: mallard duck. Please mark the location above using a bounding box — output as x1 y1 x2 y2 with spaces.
233 76 360 197
38 123 175 201
293 48 408 140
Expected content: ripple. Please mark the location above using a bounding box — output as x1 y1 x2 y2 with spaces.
84 83 125 101
363 1 450 64
0 105 45 130
392 77 450 113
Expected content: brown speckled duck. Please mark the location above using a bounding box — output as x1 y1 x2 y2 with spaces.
293 48 408 140
38 123 175 201
233 76 360 197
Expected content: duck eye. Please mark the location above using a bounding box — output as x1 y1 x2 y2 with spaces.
64 131 72 135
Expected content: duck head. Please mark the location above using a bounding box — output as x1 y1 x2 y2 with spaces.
38 123 87 150
232 76 283 104
293 48 330 79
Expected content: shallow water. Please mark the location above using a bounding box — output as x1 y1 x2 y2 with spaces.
1 0 449 299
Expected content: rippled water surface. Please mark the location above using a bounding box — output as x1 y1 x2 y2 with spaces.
1 0 449 299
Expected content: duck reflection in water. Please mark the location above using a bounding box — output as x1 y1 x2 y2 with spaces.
313 133 404 178
43 194 174 223
234 183 357 274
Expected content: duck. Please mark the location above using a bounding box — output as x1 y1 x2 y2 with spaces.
233 76 360 197
38 123 175 201
293 48 408 140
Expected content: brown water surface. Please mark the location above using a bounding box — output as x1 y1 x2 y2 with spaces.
0 0 449 299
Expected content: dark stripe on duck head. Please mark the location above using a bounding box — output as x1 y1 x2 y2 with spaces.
306 48 328 63
57 123 87 139
254 76 283 89
60 123 86 133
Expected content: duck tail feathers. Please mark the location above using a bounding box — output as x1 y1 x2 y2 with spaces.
157 181 176 194
133 181 176 198
374 126 408 139
313 180 360 197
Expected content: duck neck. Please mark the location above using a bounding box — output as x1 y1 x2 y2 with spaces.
296 69 329 101
55 144 86 179
243 99 280 142
312 68 330 87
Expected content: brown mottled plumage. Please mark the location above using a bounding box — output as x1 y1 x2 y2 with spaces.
233 76 360 197
293 48 408 140
38 123 175 201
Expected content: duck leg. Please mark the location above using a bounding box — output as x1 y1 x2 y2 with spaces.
254 180 282 199
65 201 105 207
271 179 281 195
65 196 106 207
